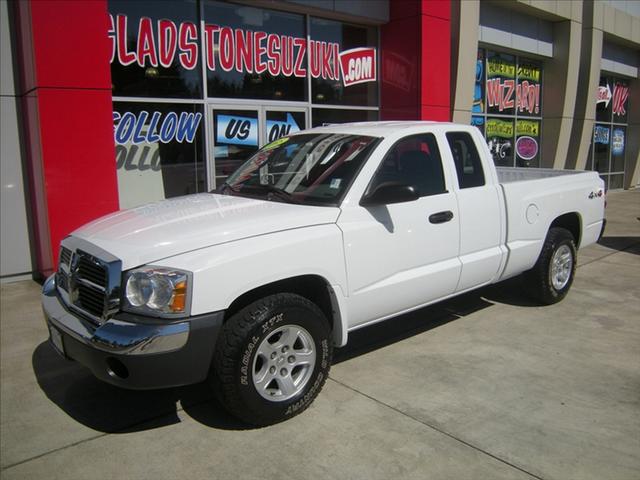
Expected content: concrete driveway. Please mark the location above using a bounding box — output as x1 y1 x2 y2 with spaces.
1 190 639 480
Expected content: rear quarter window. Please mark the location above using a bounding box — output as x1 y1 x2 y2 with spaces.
446 132 486 189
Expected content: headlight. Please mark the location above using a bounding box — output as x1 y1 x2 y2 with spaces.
123 267 191 316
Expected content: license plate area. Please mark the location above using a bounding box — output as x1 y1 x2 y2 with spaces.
48 324 65 357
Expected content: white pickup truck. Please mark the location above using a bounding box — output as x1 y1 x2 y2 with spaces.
43 121 605 425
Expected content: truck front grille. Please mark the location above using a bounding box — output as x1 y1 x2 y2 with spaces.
77 255 107 288
59 247 72 267
56 241 122 325
77 282 106 317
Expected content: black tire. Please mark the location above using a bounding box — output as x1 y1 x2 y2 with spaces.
524 227 577 305
212 293 332 426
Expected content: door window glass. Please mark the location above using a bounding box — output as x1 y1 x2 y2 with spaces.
266 111 305 143
368 134 446 198
213 109 260 185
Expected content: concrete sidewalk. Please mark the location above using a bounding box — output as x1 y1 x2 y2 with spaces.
1 190 639 480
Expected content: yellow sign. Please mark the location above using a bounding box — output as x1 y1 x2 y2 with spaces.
263 136 289 150
487 58 515 78
486 119 514 138
516 120 539 137
517 65 540 82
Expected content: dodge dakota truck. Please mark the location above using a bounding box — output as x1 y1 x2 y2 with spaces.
42 121 605 425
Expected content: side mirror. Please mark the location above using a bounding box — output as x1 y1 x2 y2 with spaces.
360 182 419 206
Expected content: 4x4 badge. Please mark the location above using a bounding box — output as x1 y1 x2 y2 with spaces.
588 189 604 199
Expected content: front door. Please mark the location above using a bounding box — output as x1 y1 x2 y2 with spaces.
338 133 462 328
208 105 307 189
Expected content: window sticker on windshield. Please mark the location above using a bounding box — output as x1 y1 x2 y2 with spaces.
330 178 342 189
252 152 270 167
263 137 289 151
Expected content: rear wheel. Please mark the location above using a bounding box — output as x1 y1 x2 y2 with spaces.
212 293 332 426
524 227 577 305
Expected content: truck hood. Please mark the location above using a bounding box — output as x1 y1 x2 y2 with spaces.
72 193 340 269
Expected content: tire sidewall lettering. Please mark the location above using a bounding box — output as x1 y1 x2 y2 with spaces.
240 308 331 415
240 334 260 385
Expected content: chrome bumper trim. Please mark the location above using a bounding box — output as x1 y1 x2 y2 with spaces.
43 275 189 355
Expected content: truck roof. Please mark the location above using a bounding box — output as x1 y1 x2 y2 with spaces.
300 121 469 138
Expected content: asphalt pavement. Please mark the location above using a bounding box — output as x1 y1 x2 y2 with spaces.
1 189 639 480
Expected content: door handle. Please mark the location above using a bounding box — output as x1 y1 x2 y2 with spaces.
429 211 454 224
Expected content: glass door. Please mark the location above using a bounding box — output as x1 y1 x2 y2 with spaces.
208 105 308 189
209 106 260 189
265 108 307 143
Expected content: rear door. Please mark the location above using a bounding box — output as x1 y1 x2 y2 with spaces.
338 133 461 328
444 130 505 291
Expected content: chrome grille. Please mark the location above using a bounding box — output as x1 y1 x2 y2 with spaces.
76 282 106 317
77 255 107 288
56 238 122 325
59 247 72 266
56 271 69 292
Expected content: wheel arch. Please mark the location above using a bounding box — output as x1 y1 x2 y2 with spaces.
224 274 346 347
549 212 582 247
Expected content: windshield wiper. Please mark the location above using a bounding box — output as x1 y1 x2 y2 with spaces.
215 182 240 194
241 184 300 204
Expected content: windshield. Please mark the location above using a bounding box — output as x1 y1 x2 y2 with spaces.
218 133 380 206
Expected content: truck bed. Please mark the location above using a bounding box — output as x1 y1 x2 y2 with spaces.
495 166 604 281
496 167 585 184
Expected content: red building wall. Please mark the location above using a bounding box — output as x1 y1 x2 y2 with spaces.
14 0 118 277
380 0 451 121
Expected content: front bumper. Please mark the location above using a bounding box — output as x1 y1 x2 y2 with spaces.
42 275 224 390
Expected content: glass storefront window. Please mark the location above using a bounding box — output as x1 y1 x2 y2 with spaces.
591 75 629 190
110 1 380 203
203 1 307 101
593 124 610 174
486 52 516 116
485 117 514 167
113 102 206 208
473 49 543 168
312 109 378 127
515 119 540 167
310 18 378 106
109 0 203 98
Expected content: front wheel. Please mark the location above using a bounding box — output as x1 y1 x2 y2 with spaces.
524 227 577 305
212 293 332 426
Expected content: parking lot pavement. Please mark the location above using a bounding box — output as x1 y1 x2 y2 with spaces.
1 190 639 480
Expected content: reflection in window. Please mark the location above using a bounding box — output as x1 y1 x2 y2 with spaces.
109 0 203 98
310 17 378 106
446 132 485 188
113 102 205 208
368 134 446 198
312 108 378 127
203 1 307 101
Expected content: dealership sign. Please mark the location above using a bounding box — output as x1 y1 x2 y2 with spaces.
108 15 376 87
